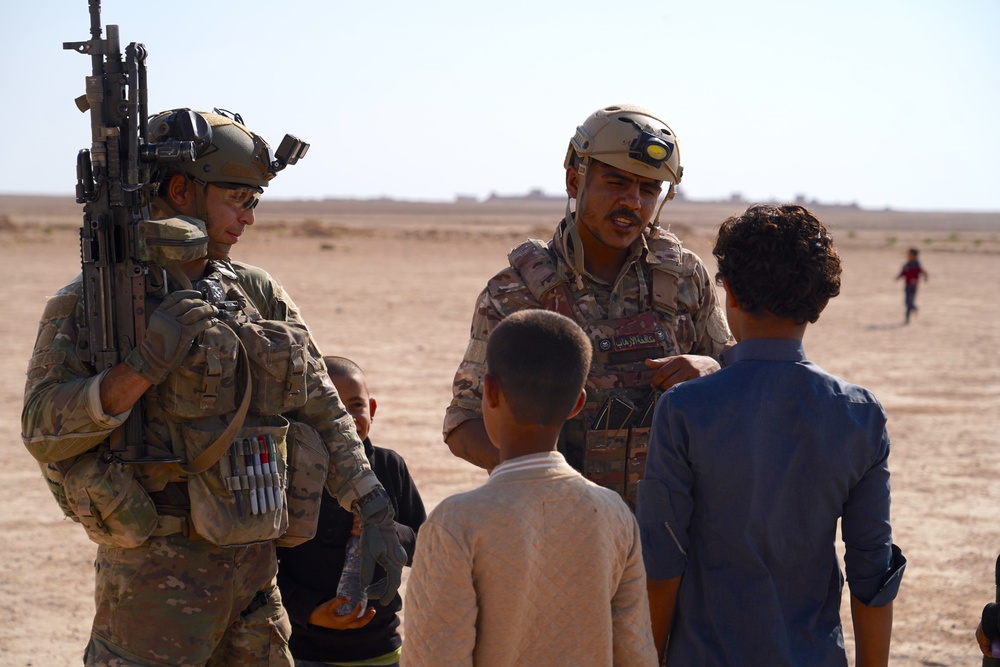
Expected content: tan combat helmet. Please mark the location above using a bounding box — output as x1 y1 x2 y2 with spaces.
564 103 683 196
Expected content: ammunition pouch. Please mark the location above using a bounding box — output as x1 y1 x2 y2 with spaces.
276 419 330 547
583 393 656 510
61 452 159 548
238 319 310 416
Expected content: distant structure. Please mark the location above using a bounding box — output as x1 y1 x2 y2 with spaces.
485 188 562 202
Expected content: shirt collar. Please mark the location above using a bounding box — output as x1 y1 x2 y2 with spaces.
722 338 808 366
490 451 568 479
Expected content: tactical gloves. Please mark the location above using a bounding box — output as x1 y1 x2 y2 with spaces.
124 290 217 385
354 486 408 605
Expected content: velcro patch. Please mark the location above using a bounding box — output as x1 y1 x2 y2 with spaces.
41 293 79 322
464 339 487 365
28 350 66 372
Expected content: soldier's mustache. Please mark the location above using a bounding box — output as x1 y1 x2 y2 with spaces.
608 209 643 227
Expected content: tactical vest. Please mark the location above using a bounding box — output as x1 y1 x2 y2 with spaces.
507 231 687 509
49 263 322 549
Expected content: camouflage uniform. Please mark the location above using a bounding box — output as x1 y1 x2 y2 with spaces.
23 259 378 667
445 219 733 506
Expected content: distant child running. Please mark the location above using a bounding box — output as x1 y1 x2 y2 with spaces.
896 247 928 324
638 204 906 666
403 310 658 666
277 357 426 667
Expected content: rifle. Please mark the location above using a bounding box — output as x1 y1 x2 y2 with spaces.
63 0 209 462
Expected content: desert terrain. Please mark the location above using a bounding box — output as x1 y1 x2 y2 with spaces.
0 194 998 666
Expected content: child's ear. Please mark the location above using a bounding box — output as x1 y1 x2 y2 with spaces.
483 374 502 410
369 397 377 421
566 389 587 420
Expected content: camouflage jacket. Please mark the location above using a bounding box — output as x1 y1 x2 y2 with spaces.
444 220 733 442
22 259 377 509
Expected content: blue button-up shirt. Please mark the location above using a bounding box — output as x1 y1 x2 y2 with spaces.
637 338 905 666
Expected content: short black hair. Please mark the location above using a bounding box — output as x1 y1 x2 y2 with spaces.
486 310 592 426
323 355 366 382
713 204 841 324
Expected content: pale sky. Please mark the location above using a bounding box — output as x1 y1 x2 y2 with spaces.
3 0 998 211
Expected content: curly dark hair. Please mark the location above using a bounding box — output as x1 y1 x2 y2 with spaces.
713 204 841 324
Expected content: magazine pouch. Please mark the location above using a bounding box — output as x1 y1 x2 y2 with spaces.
62 452 159 548
276 420 329 547
183 416 290 546
157 320 241 418
238 319 310 416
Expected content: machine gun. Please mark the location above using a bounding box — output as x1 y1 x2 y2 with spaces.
63 1 209 462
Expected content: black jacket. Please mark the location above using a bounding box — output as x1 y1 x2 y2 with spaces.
276 438 426 662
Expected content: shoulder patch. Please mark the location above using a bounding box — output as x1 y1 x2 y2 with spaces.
41 293 79 322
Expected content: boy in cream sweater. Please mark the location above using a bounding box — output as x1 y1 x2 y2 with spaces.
403 310 657 666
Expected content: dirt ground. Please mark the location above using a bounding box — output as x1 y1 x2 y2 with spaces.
0 196 997 666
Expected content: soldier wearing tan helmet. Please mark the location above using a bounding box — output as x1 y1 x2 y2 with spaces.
443 104 734 508
23 108 406 666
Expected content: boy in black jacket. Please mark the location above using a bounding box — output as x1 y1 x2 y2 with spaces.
278 357 426 667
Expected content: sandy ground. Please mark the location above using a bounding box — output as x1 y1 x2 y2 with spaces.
0 196 998 666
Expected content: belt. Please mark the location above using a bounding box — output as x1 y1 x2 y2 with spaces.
150 512 203 541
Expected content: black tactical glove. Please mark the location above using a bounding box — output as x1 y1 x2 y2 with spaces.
124 289 217 385
354 486 408 605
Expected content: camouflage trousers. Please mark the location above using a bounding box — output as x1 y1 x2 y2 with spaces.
83 533 292 666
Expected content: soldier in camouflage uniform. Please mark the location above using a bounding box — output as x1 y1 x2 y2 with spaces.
444 104 734 508
22 109 406 667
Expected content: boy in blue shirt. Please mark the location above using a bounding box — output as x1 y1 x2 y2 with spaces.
638 204 906 666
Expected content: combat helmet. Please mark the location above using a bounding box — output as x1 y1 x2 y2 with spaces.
147 108 302 190
564 104 683 194
145 108 308 259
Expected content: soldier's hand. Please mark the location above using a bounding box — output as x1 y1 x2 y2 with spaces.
125 290 217 385
354 487 408 606
645 354 721 390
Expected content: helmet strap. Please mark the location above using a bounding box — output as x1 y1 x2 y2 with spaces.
565 159 590 288
192 181 233 261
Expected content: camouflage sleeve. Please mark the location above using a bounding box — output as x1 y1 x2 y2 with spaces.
680 250 734 359
443 267 539 440
21 277 132 463
239 263 378 510
442 287 491 440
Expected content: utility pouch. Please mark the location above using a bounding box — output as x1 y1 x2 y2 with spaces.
239 320 310 416
276 420 329 547
39 459 78 522
182 417 289 546
158 321 241 418
62 452 159 548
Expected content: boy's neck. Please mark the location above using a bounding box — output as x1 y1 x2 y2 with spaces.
735 315 807 342
496 425 563 464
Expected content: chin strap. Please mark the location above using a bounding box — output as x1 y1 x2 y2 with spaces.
191 183 233 261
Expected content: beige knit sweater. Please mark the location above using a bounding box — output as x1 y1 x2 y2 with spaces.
402 451 657 666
